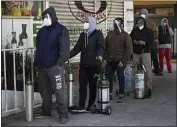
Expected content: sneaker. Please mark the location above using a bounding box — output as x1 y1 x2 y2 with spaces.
34 112 51 119
119 94 124 99
169 70 172 73
70 106 86 113
117 94 124 103
60 117 68 124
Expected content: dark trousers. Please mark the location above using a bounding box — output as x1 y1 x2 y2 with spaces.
79 66 99 108
106 62 125 94
38 65 68 118
151 42 160 73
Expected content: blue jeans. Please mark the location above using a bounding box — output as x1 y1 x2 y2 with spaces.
106 62 125 94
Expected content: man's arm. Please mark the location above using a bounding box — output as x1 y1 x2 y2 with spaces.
149 19 158 39
168 27 174 36
70 34 81 58
34 29 40 67
57 27 70 66
103 35 108 61
146 29 154 48
122 34 133 64
96 31 105 60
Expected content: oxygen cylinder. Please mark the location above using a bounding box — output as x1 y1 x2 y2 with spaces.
68 61 73 108
125 62 132 89
97 68 110 111
25 77 33 122
134 64 145 99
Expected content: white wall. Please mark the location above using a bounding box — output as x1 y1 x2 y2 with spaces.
124 1 134 34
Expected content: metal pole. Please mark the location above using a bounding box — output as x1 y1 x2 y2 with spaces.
25 77 33 122
68 61 73 107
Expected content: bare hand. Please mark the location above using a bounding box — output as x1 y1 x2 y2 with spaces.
155 39 159 44
97 56 103 61
139 41 145 45
133 40 138 44
103 60 107 65
118 61 124 67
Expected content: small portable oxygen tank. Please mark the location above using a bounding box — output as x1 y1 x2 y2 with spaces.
25 76 33 122
68 61 74 108
134 64 145 99
125 62 132 89
97 67 111 115
97 74 110 111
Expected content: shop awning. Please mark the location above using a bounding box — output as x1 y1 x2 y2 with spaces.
134 1 177 6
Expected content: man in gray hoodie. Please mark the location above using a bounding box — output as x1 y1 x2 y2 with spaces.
70 16 105 112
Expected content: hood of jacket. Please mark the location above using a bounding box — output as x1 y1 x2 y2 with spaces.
42 7 58 24
161 18 168 26
88 16 96 33
161 18 169 34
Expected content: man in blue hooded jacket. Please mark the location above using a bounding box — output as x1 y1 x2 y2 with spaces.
34 7 70 124
70 16 105 112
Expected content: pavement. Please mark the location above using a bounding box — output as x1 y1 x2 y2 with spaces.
2 64 176 126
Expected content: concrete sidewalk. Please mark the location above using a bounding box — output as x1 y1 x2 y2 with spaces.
2 64 176 126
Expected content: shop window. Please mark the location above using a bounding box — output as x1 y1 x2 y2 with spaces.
1 1 43 20
134 7 174 16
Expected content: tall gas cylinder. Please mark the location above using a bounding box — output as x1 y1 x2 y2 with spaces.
134 64 145 99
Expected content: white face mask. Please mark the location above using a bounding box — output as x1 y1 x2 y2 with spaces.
139 25 144 30
140 14 146 19
83 23 89 30
42 14 52 27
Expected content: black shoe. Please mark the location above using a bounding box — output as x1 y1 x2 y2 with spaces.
117 94 124 103
86 105 92 112
155 72 163 76
60 117 69 124
119 94 124 99
70 105 86 113
153 69 163 76
34 111 51 119
169 70 172 73
143 89 152 99
152 69 155 73
69 105 77 111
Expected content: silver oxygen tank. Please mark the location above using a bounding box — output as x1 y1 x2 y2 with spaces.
134 64 146 99
97 67 110 111
68 64 73 107
25 77 33 122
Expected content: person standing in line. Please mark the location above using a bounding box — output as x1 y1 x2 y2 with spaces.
158 18 174 73
34 7 70 124
130 17 154 99
104 18 133 101
69 16 105 112
139 9 163 76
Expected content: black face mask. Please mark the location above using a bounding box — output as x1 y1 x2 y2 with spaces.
113 20 122 33
136 19 145 28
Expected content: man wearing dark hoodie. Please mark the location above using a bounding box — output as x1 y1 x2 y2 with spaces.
69 16 104 112
34 7 70 124
130 17 154 99
104 18 133 101
139 9 162 76
158 18 174 73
